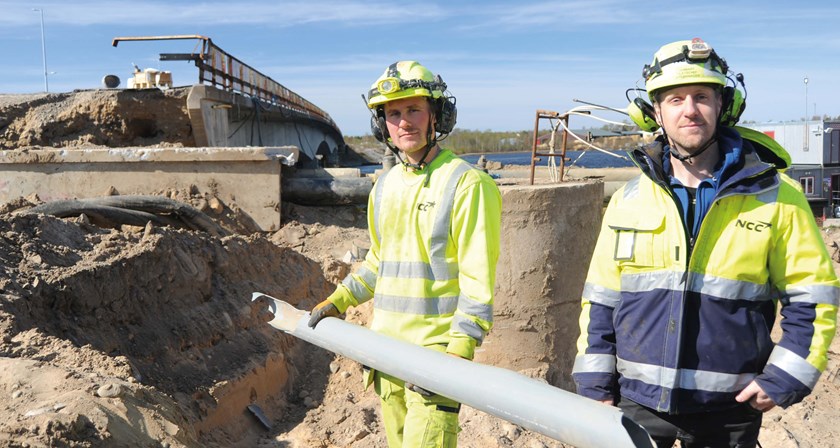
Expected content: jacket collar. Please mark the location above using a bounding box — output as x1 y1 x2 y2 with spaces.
631 127 778 195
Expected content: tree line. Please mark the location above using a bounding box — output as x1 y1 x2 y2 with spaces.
346 129 554 155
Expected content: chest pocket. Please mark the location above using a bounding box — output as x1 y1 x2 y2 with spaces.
607 209 666 269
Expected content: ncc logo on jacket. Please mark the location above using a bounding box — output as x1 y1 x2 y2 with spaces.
417 201 436 211
735 219 772 232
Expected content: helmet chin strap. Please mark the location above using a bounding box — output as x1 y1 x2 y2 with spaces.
386 110 438 170
657 106 718 166
665 129 718 165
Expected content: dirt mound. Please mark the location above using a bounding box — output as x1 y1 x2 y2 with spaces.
0 89 194 150
0 208 336 447
0 192 838 447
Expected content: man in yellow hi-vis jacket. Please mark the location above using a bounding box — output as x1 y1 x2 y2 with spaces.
573 38 839 447
308 61 502 448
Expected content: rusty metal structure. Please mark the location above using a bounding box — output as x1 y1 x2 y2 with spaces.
529 109 570 185
112 35 336 129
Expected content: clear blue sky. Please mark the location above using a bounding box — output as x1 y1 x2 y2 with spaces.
2 1 838 136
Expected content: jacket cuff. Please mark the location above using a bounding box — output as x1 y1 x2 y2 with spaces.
446 336 476 360
573 372 617 402
755 364 812 408
326 285 355 314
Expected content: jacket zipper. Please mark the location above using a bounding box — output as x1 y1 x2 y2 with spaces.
631 139 780 413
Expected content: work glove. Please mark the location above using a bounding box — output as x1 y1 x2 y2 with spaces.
405 382 434 397
308 299 340 328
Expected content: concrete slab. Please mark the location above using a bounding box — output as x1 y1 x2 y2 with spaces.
0 146 299 232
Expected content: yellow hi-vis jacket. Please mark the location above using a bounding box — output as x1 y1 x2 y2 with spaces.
573 127 839 413
328 149 502 360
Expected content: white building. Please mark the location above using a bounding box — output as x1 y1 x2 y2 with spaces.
745 120 840 217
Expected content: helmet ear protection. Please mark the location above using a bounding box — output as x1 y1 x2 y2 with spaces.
720 82 746 127
370 113 388 143
368 95 457 142
435 94 457 134
626 76 747 132
627 96 660 132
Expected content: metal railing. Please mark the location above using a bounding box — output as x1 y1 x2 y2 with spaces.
112 35 336 128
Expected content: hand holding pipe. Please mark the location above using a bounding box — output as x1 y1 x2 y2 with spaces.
252 292 654 448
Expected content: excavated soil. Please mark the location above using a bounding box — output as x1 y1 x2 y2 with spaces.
1 90 839 448
0 196 838 448
0 89 194 150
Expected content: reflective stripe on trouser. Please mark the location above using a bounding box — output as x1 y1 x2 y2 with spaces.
374 371 461 448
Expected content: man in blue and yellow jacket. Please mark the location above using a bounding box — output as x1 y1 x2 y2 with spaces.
308 61 502 448
573 38 839 447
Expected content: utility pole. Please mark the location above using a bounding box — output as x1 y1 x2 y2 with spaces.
804 76 809 151
33 8 48 93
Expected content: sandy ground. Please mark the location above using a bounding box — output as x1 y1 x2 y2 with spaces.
2 89 839 448
0 193 837 448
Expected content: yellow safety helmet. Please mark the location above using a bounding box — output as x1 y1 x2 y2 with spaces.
366 61 446 108
643 38 728 99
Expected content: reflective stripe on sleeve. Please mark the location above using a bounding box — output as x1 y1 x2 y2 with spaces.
766 345 821 389
456 292 493 323
573 353 616 374
785 284 840 306
342 266 377 302
451 314 486 343
342 277 373 302
583 282 621 308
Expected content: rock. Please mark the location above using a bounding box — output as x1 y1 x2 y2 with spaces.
329 361 340 374
96 382 123 398
526 440 547 448
303 396 316 408
273 226 306 247
208 197 224 214
142 221 155 240
164 420 180 436
24 407 51 417
11 391 22 399
501 423 520 440
120 224 144 233
341 371 351 379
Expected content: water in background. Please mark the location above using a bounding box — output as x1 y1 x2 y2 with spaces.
358 149 635 174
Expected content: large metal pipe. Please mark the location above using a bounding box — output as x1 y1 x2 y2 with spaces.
282 177 372 205
252 293 654 448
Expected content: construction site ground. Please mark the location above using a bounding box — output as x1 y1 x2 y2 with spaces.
1 91 840 448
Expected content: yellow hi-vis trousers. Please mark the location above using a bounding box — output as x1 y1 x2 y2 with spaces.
373 371 461 448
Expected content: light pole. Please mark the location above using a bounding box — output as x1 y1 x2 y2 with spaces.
804 76 809 151
804 76 809 121
32 8 48 93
